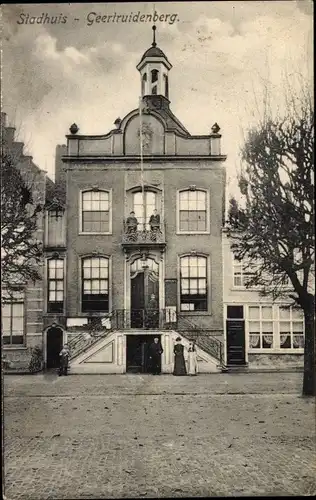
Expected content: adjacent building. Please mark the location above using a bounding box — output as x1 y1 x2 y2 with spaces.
1 112 47 371
223 230 304 371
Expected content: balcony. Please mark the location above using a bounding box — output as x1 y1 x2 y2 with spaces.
121 221 166 252
112 309 176 329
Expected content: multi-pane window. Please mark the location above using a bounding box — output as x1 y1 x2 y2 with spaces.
82 257 109 312
233 256 256 287
279 306 304 349
248 306 274 349
47 210 65 247
248 305 304 350
81 190 110 233
180 256 207 311
47 259 64 313
133 191 157 228
179 190 207 232
2 291 25 345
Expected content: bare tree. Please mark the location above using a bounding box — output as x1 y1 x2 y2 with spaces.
1 150 43 296
226 84 314 396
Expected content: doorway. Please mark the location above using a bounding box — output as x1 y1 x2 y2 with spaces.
126 334 162 373
226 306 246 365
46 326 63 369
130 258 159 328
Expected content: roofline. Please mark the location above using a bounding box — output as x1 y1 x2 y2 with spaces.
62 154 227 163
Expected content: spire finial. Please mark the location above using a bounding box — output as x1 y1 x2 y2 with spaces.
152 25 157 47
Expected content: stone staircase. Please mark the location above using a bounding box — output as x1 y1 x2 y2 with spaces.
176 315 225 367
67 330 111 361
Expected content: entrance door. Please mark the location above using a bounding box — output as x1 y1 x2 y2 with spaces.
126 335 161 373
46 327 63 369
130 258 159 328
226 306 246 365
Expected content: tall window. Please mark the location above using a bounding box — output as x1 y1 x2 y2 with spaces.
47 259 64 313
233 256 256 287
279 306 304 349
133 191 157 228
164 74 169 98
82 257 109 312
81 190 110 233
2 291 25 345
179 189 207 232
248 306 274 349
142 73 147 95
47 210 65 247
151 70 158 95
180 256 207 311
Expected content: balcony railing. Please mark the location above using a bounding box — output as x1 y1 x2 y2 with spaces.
121 221 166 248
109 309 175 329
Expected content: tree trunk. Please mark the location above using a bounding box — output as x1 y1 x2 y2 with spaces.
302 294 315 396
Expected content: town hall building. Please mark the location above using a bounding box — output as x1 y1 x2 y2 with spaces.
42 27 227 373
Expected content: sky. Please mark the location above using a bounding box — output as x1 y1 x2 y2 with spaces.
2 1 313 198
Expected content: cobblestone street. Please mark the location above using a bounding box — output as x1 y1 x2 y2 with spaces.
3 372 316 499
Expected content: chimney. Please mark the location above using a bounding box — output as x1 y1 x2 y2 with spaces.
55 144 67 187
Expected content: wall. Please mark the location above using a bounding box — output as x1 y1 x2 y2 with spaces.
64 159 225 334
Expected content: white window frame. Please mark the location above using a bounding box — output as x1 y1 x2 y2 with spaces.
246 304 304 354
2 289 26 347
232 254 257 288
176 188 210 235
79 255 112 315
177 253 211 314
278 305 305 351
47 258 65 314
79 189 112 235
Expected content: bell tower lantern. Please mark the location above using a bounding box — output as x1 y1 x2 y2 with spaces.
136 26 172 100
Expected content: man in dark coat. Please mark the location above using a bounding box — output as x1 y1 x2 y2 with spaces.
146 293 159 328
149 209 160 240
148 337 163 375
126 211 138 236
59 344 70 376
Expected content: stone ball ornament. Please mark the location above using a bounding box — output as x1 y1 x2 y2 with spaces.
211 122 221 134
69 123 79 134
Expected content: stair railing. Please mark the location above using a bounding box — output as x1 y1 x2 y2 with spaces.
176 314 224 364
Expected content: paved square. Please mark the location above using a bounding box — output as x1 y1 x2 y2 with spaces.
3 372 316 498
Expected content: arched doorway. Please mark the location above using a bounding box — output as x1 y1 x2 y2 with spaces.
130 257 159 328
46 326 63 369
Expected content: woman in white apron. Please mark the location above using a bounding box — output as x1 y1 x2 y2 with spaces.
187 340 198 376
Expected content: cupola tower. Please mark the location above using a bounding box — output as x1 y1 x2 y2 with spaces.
136 26 172 100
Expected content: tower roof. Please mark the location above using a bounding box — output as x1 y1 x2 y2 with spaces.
140 45 168 61
139 25 171 65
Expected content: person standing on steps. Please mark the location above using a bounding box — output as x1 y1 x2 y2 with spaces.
146 293 159 328
148 337 163 375
173 337 187 376
59 343 70 376
149 209 160 240
187 339 198 376
126 211 138 239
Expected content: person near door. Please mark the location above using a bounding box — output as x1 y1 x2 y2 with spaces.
146 293 159 328
149 209 160 240
59 344 70 376
126 211 138 238
187 340 198 376
173 337 187 376
148 337 163 375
